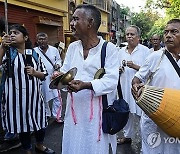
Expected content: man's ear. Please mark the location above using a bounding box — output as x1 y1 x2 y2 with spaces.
88 18 94 29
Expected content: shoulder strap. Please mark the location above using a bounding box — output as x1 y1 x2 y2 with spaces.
101 41 108 68
38 47 54 67
10 47 18 63
101 42 124 110
117 78 123 99
101 42 109 110
165 50 180 78
101 42 123 109
32 49 39 63
10 48 39 64
101 42 123 99
146 50 165 85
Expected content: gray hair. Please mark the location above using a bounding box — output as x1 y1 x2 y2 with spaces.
75 4 101 31
36 32 48 38
128 25 141 36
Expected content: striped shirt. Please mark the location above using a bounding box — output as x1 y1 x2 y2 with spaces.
2 50 48 133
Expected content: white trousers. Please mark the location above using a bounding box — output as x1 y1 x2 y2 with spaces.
123 113 140 138
45 97 63 118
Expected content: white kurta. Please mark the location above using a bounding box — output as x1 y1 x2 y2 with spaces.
149 47 163 53
60 37 119 154
119 44 150 116
34 45 62 102
135 49 180 154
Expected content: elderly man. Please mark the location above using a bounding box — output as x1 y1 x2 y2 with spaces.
34 32 63 123
117 25 150 144
150 34 163 52
132 19 180 153
53 4 119 154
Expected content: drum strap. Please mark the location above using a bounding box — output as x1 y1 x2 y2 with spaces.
38 47 54 67
146 50 165 84
165 50 180 78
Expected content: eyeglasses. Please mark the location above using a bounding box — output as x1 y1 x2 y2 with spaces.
151 39 160 41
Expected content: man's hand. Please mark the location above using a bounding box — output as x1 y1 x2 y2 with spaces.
51 71 64 80
131 77 144 100
127 61 140 71
126 61 134 68
119 66 124 73
68 80 92 93
131 83 144 100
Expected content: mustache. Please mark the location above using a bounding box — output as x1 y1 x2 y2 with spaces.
165 39 173 43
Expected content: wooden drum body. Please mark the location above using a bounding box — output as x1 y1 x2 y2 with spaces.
137 85 180 138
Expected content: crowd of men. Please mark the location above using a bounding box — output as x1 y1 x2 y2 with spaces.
0 4 180 154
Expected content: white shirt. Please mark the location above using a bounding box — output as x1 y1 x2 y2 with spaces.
119 44 150 116
34 45 62 102
60 37 119 154
135 49 180 154
149 47 163 53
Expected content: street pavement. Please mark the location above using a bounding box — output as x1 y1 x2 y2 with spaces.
1 90 141 154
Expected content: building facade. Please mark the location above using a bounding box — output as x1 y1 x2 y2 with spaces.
0 0 113 49
64 0 111 48
0 0 68 46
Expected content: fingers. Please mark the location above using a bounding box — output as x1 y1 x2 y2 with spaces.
67 85 77 93
131 88 138 100
119 66 124 73
51 71 63 80
2 34 11 46
25 66 34 75
68 80 82 93
126 61 133 68
131 83 144 100
131 84 139 100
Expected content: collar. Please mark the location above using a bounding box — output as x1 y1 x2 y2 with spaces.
165 47 180 61
79 36 103 56
125 44 139 54
38 45 49 53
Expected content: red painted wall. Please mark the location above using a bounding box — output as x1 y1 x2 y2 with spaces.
0 2 64 46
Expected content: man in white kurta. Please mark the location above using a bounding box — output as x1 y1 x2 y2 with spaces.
134 49 180 154
132 19 180 154
34 33 63 120
60 36 119 154
119 44 150 116
118 26 150 144
149 34 163 53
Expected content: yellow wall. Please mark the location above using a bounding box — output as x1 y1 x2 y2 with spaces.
1 0 109 37
63 11 69 31
99 11 108 33
76 0 83 5
0 0 68 16
63 1 109 34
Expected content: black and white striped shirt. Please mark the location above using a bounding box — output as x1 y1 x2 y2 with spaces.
2 50 48 133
